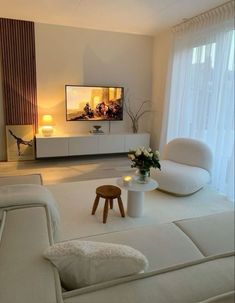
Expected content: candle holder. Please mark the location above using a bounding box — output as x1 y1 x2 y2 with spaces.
122 176 132 186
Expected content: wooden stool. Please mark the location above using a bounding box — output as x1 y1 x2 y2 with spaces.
92 185 125 223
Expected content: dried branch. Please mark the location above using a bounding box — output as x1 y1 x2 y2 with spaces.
124 96 151 133
136 109 151 120
135 100 150 119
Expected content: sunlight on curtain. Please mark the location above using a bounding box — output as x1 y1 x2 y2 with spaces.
164 2 235 201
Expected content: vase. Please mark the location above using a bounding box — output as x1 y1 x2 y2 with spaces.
135 168 150 184
132 120 138 133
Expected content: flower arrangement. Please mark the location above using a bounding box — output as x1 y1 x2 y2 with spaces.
128 147 161 183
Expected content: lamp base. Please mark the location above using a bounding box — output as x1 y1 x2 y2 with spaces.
41 126 54 137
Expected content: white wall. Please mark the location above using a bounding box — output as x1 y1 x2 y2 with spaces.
0 24 174 161
151 29 173 151
35 23 153 136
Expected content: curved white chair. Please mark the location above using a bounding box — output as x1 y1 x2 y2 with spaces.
151 138 213 196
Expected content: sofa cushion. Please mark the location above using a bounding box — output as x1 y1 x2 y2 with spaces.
174 212 235 256
77 223 204 271
0 206 62 303
44 240 148 290
198 291 235 302
63 254 234 303
151 160 210 195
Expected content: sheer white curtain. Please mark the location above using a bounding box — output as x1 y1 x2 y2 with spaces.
161 1 235 200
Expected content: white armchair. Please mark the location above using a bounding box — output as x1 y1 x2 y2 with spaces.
151 138 213 195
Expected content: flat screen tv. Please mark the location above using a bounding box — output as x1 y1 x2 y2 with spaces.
66 85 124 121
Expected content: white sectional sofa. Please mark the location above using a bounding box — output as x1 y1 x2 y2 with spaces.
0 176 234 303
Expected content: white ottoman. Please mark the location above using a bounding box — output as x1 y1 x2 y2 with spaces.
151 160 210 195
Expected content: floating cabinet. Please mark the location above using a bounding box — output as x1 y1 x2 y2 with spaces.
36 137 69 158
98 134 125 154
35 133 150 158
69 136 99 156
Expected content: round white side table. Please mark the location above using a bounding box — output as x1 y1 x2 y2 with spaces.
117 177 158 217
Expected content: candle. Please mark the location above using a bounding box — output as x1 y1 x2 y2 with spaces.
123 176 132 186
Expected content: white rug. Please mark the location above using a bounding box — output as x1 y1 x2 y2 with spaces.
46 178 234 241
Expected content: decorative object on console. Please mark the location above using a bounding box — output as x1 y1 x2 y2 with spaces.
6 125 35 161
44 240 149 290
124 98 151 133
41 115 54 137
90 125 104 134
66 85 124 121
128 147 161 183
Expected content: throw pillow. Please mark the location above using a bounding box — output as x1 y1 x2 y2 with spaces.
44 240 148 290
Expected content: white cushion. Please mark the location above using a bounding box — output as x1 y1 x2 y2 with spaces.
44 240 148 290
151 160 210 195
163 138 213 173
80 223 203 272
175 212 235 256
63 255 235 303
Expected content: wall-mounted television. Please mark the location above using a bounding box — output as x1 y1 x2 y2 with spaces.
65 85 124 121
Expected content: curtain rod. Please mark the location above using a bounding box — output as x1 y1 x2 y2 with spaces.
173 0 234 29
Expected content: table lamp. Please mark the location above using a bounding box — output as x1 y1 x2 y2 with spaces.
41 114 54 137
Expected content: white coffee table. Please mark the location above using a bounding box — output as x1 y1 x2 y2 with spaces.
117 177 158 217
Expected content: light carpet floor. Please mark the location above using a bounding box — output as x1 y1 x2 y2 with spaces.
46 178 234 242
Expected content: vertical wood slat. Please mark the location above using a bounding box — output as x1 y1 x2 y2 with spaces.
0 18 38 132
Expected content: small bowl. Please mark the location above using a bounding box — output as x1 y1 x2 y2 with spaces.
93 125 101 131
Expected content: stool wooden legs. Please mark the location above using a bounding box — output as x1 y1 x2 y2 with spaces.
92 194 100 215
103 199 109 223
109 200 113 209
92 195 125 223
117 197 125 217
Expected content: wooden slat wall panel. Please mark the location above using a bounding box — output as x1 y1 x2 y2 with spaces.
0 18 38 131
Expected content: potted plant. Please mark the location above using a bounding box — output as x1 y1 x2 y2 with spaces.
128 147 161 183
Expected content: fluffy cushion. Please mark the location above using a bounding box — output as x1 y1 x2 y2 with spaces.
151 160 210 195
44 240 148 290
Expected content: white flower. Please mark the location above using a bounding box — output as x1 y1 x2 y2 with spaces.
135 148 142 156
154 150 160 158
144 150 150 157
148 147 152 152
128 154 135 160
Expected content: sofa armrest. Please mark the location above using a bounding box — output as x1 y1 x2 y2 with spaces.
0 205 63 303
0 174 43 186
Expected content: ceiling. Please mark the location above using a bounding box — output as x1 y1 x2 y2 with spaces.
0 0 229 35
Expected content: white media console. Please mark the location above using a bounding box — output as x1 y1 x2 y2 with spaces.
35 133 150 158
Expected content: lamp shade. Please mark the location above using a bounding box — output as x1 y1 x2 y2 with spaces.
42 114 53 126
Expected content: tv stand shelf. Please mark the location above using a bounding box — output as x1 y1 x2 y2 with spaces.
35 133 150 158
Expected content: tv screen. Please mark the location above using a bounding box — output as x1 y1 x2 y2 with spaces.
66 85 124 121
